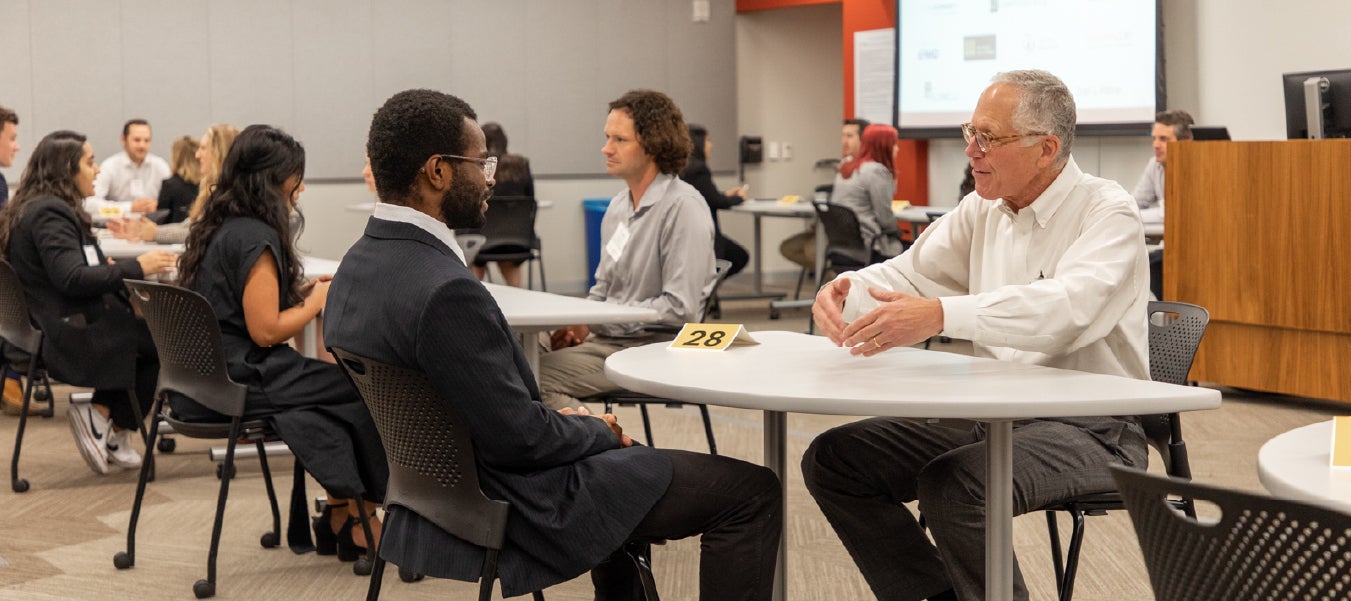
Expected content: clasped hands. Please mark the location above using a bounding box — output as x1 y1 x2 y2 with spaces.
558 406 632 447
812 278 944 357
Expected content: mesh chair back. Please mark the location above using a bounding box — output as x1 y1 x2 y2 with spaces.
1110 465 1351 601
124 280 247 418
0 261 42 354
477 196 538 257
813 202 871 268
330 347 511 551
1141 301 1209 474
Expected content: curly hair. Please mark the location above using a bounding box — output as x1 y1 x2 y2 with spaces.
179 125 306 306
608 90 691 175
0 131 92 256
367 89 478 204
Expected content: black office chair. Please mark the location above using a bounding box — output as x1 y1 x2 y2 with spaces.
114 280 303 599
1110 464 1351 601
597 259 733 454
0 260 55 493
329 348 554 601
1038 301 1210 601
474 196 547 291
813 201 900 276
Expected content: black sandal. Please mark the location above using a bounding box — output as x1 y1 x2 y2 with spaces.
312 502 348 556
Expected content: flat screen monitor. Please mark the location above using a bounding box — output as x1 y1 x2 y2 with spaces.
1190 126 1230 141
894 0 1162 138
1283 68 1351 139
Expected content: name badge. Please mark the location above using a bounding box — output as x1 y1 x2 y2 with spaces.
669 323 759 351
1332 416 1351 468
82 244 101 267
606 222 631 262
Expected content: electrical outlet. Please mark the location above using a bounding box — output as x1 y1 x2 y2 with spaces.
782 142 793 160
768 142 781 161
692 0 710 23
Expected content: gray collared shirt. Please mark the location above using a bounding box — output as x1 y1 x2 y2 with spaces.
589 173 716 337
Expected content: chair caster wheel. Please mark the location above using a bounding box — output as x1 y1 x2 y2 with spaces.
260 531 280 548
193 579 215 599
34 388 50 402
113 551 133 569
11 478 28 493
157 437 176 453
354 558 373 576
769 309 780 320
216 463 234 480
398 567 424 582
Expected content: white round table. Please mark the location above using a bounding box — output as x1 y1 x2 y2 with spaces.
1258 420 1351 514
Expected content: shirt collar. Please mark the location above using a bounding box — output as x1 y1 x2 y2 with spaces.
619 173 677 212
997 156 1082 229
371 202 466 264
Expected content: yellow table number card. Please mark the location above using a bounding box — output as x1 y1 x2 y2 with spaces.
1332 416 1351 468
669 323 759 351
776 195 801 206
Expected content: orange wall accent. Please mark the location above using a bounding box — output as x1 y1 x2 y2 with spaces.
737 0 929 205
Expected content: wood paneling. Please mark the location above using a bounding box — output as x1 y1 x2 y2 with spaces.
1166 140 1351 401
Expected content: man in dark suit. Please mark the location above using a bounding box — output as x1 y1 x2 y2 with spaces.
324 89 782 600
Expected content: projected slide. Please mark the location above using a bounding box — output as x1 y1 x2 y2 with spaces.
897 0 1157 130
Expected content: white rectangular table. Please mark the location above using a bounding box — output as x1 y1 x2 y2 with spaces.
98 238 184 260
604 330 1222 601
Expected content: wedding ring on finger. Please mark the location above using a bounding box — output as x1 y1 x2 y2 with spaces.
871 336 883 349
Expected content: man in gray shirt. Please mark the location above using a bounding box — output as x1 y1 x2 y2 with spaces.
539 89 716 410
1132 109 1193 220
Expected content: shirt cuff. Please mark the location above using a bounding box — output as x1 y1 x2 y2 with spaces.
937 295 977 340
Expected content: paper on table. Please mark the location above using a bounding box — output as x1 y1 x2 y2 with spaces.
1331 416 1351 468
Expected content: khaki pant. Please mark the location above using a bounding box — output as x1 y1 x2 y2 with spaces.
537 334 667 411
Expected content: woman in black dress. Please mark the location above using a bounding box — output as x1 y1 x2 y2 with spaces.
156 135 201 224
176 125 387 560
0 130 178 475
681 124 749 277
471 122 535 287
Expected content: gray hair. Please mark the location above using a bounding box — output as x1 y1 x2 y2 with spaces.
991 70 1076 164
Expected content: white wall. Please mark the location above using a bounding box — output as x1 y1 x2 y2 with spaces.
731 3 844 283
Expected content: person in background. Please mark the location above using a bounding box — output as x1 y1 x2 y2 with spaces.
156 135 201 224
92 119 171 213
539 89 716 411
780 117 871 273
0 105 18 207
0 130 177 474
830 123 903 262
681 123 749 278
361 155 377 194
176 124 387 561
959 164 976 199
805 70 1149 601
470 122 535 287
1132 109 1194 222
109 124 239 244
0 105 21 414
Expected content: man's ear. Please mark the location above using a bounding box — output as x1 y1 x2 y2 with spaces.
422 155 453 190
1037 135 1062 168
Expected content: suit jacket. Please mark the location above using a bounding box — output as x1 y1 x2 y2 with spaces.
324 217 671 596
6 195 146 388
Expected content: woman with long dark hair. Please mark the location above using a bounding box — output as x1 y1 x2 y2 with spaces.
0 130 177 475
177 125 387 561
831 124 903 260
681 124 749 277
471 122 534 287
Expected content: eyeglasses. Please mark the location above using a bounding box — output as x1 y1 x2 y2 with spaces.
437 154 497 180
960 122 1048 153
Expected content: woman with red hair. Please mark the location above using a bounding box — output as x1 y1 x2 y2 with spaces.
831 124 902 260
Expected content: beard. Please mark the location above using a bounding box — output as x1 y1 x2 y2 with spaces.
439 173 491 229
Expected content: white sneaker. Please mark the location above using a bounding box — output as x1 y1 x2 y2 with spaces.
68 404 109 475
106 428 143 469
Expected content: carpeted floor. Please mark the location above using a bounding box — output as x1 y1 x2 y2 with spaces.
0 284 1343 600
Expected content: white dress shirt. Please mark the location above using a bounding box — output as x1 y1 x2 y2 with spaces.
1132 158 1165 211
837 157 1150 380
93 151 171 201
371 201 466 265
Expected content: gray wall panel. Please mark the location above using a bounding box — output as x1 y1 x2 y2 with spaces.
6 0 737 179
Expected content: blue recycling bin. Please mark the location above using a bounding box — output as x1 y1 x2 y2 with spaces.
583 198 610 288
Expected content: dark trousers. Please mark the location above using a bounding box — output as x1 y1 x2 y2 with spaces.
90 324 158 431
801 417 1146 601
592 449 782 601
715 233 750 279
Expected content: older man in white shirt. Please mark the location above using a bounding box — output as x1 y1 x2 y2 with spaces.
803 70 1149 601
92 119 170 214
